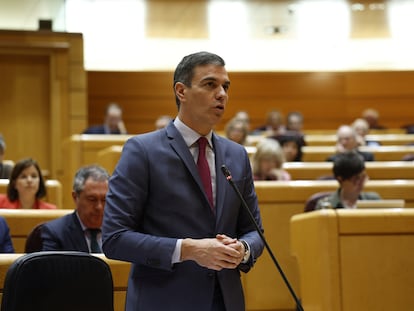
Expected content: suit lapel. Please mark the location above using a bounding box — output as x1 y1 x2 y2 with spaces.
166 123 201 184
69 212 89 252
166 124 221 217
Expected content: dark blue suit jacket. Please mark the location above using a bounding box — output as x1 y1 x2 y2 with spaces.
102 122 264 311
0 216 14 253
41 212 89 252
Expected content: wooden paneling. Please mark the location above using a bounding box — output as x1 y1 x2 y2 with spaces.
0 30 87 181
243 180 414 310
88 70 414 135
0 54 50 168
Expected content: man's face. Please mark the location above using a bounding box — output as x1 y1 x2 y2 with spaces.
288 115 303 132
106 109 122 132
176 64 230 135
73 178 108 229
337 128 357 150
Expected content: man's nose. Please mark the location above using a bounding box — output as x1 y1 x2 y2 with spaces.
216 86 227 98
96 199 106 209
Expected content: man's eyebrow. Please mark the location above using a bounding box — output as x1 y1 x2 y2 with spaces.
200 77 231 85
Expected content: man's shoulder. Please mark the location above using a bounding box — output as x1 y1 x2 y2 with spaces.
44 212 75 229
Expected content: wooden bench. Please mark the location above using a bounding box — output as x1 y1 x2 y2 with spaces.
283 161 414 180
0 253 130 311
304 133 414 146
247 133 414 147
0 179 63 209
291 209 414 311
0 209 72 252
301 145 414 161
241 180 414 311
302 128 407 135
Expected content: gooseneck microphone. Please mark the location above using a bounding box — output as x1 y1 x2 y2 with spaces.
221 165 304 311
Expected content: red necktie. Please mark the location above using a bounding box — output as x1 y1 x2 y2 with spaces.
197 137 214 212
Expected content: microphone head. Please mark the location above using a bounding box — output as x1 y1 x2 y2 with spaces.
221 165 232 180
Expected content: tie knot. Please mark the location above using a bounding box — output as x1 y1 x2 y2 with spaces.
198 137 208 151
88 228 101 238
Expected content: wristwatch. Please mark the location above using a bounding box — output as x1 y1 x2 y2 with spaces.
239 240 251 262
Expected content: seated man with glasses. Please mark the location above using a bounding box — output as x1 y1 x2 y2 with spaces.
316 151 381 209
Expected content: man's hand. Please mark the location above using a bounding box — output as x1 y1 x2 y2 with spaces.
118 120 127 134
181 234 245 271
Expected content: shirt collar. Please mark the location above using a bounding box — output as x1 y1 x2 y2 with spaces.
174 117 213 148
75 211 90 232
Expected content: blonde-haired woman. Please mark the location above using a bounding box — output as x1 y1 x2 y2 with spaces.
252 138 291 181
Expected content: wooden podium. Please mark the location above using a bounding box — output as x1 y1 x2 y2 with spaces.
290 209 414 311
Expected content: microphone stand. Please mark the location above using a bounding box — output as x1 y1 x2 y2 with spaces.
221 165 304 311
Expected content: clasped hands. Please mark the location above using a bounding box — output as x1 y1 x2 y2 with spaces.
181 234 246 271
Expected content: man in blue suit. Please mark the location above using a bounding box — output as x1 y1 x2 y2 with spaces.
41 165 109 252
102 51 265 311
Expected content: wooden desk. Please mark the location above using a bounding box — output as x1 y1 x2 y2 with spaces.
283 161 414 180
304 133 414 146
0 179 63 209
301 145 414 161
242 180 414 311
290 209 414 311
0 253 130 311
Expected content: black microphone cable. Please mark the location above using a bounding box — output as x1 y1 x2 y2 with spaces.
221 165 304 311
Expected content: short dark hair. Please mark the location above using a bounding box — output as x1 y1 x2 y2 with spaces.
333 151 365 180
7 158 47 201
271 133 305 162
173 51 225 108
73 165 110 195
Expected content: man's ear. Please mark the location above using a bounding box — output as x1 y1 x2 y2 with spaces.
174 82 186 103
71 191 77 203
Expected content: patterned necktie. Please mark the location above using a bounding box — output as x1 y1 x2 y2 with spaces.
197 137 214 212
88 228 101 253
